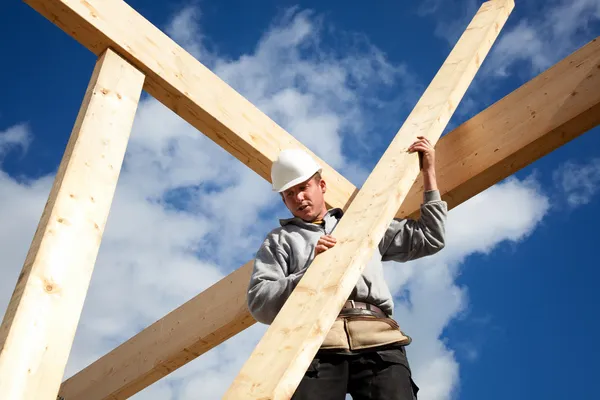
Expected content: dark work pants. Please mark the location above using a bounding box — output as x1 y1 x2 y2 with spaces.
291 345 419 400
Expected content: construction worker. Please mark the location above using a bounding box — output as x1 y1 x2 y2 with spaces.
247 136 447 399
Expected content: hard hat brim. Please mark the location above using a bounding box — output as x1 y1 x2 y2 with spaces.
273 168 322 192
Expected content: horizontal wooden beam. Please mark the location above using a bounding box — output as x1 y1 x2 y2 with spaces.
59 35 600 399
23 0 358 213
59 262 254 399
0 49 144 400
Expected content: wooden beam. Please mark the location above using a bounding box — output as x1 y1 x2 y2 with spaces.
9 0 599 397
59 262 255 399
0 49 144 400
23 0 358 214
55 24 600 400
224 1 514 398
399 36 600 220
58 34 600 400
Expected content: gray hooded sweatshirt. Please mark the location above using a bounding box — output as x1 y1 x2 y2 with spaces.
247 190 447 325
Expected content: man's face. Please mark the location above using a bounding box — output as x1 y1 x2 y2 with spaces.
281 175 327 222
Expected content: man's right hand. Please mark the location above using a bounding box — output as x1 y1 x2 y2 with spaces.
315 235 337 256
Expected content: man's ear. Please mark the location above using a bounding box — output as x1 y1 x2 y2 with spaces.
320 178 326 193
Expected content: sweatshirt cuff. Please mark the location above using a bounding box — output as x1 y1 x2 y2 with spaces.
423 190 441 203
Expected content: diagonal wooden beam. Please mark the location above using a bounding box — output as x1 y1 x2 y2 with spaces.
400 36 600 220
0 49 144 400
58 31 600 400
23 0 359 214
223 1 515 398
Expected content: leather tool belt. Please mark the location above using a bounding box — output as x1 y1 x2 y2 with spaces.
339 300 387 318
319 300 411 351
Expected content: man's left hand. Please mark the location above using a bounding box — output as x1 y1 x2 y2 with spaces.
315 234 337 256
408 136 438 191
408 136 435 173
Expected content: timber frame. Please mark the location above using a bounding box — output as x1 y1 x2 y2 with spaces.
0 0 598 398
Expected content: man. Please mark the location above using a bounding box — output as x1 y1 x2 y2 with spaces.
247 136 447 399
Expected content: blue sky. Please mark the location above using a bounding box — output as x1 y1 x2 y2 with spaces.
1 0 599 399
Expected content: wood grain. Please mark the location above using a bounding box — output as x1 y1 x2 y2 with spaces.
0 49 144 400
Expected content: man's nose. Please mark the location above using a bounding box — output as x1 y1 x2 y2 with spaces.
295 192 305 202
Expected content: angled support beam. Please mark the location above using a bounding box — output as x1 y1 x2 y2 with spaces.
59 33 600 400
23 0 358 214
224 1 514 398
0 49 144 400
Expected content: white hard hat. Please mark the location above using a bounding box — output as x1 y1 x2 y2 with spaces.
271 149 322 192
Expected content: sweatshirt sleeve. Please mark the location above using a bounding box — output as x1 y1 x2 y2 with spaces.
247 238 302 325
379 190 447 262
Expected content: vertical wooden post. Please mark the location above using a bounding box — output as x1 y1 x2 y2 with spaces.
0 48 144 400
223 1 514 398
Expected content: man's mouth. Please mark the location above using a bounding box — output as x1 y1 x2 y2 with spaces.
298 205 309 212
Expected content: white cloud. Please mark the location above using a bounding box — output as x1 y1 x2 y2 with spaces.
417 0 600 120
486 0 600 77
487 20 550 77
212 8 417 177
418 0 480 46
553 158 600 208
0 149 53 326
384 176 549 400
165 5 215 67
420 0 600 78
0 5 554 400
0 123 31 161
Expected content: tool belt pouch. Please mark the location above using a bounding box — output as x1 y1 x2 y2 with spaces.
321 319 350 350
321 312 412 351
346 314 412 350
